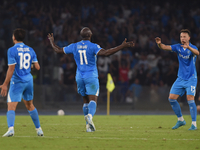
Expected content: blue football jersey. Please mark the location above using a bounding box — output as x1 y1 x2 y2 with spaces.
171 43 198 80
8 43 38 82
63 40 102 78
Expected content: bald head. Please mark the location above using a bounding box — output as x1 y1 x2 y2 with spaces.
80 27 92 40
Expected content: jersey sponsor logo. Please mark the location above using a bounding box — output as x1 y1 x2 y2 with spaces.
179 53 190 59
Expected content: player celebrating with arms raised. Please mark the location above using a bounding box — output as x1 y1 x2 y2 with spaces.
48 27 134 132
0 28 43 137
155 29 199 130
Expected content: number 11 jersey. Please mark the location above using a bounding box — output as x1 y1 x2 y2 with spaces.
63 40 102 78
8 43 38 82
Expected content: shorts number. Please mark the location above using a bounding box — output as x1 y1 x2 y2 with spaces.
191 86 195 93
18 53 31 69
78 50 88 65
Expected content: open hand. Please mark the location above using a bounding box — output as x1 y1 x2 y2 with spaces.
181 43 189 49
47 33 54 42
0 84 8 97
155 37 161 44
121 38 135 48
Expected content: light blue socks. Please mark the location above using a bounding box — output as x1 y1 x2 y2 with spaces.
7 110 15 128
169 99 182 117
188 100 197 122
88 100 97 117
83 103 89 124
28 108 41 128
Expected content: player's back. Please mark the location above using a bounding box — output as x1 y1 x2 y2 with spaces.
8 43 38 82
63 40 102 78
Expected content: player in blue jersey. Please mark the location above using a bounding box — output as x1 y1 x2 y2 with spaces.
155 29 199 130
0 28 44 137
48 27 134 132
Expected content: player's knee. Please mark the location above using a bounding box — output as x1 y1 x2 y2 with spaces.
168 94 179 100
168 96 175 100
186 95 194 101
25 103 35 111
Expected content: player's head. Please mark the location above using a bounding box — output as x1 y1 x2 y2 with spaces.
80 27 92 40
180 29 191 44
12 28 26 43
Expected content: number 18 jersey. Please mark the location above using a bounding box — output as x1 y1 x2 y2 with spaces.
8 43 38 82
63 40 102 78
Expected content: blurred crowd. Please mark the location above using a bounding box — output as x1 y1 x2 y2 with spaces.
1 0 200 102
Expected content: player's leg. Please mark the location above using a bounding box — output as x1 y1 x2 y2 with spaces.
82 95 91 132
186 78 197 130
2 82 22 137
169 78 186 129
84 77 99 131
76 77 90 131
187 95 197 130
2 102 18 137
88 95 98 118
23 79 43 136
84 95 97 132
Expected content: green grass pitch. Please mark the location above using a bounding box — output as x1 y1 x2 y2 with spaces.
0 115 199 150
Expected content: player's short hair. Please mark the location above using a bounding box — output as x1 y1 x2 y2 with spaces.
13 28 26 41
180 29 191 37
80 27 92 39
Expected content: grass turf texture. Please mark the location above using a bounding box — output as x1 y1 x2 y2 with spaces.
0 115 199 150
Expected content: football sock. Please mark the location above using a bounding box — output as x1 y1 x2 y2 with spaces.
188 100 197 126
88 100 96 117
178 116 184 122
169 99 183 118
192 121 197 127
28 108 41 128
83 103 89 124
7 110 15 128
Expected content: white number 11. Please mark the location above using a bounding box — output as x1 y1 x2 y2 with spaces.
78 50 88 65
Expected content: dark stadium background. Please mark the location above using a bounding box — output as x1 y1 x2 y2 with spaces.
0 0 200 114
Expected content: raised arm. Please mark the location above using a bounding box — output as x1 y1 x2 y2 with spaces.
97 39 135 56
155 37 172 51
48 33 64 54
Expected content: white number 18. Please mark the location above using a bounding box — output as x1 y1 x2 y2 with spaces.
18 53 31 69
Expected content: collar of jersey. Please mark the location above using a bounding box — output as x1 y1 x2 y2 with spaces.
81 40 90 43
14 42 24 46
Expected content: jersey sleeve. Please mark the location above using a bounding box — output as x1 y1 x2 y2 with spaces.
171 44 180 53
7 48 17 66
32 50 38 63
63 43 74 54
93 44 102 55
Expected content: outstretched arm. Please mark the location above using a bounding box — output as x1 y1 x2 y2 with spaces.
97 39 135 56
0 65 15 96
155 37 172 51
48 33 64 54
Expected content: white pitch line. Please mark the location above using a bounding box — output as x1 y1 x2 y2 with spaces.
11 136 200 141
